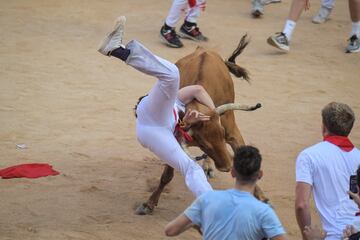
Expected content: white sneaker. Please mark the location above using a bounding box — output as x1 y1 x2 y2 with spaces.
98 16 126 56
312 6 331 24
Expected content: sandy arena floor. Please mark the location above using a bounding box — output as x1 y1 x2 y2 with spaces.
0 0 359 239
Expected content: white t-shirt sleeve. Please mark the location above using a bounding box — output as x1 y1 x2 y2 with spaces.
296 151 314 185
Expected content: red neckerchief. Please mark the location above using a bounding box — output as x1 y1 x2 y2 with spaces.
323 135 354 152
173 109 193 142
356 212 360 216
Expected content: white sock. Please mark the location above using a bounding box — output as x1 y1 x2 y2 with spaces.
351 21 360 38
283 20 296 41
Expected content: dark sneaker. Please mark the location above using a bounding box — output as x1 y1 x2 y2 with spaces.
267 32 290 51
346 35 360 53
179 24 208 42
159 26 183 48
251 0 264 18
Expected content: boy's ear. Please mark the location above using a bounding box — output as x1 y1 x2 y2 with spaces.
231 167 236 178
258 170 263 180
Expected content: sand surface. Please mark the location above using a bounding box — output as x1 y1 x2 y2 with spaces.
1 0 359 239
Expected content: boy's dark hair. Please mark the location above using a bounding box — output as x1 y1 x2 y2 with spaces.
233 145 262 183
134 94 148 118
321 102 355 136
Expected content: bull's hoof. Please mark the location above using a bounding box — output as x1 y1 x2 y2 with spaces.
135 203 153 215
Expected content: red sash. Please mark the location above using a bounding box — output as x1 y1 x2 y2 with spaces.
173 109 193 142
323 135 354 152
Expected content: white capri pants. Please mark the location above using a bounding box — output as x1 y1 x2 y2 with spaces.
126 40 212 197
165 0 206 27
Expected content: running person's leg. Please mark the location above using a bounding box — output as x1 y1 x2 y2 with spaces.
160 0 186 48
178 0 208 41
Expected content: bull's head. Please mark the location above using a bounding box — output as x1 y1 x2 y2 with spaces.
183 102 261 172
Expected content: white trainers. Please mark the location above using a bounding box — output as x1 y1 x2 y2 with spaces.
98 16 126 56
312 6 332 24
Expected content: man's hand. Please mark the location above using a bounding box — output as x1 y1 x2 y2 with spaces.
183 109 210 126
303 225 326 240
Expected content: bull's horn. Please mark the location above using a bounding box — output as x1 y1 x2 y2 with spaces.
215 103 261 115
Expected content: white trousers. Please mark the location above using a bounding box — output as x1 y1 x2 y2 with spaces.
165 0 206 27
126 40 212 197
321 0 335 9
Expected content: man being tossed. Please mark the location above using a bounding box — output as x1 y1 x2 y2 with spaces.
165 145 287 240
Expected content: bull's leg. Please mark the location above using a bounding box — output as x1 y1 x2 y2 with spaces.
135 165 174 215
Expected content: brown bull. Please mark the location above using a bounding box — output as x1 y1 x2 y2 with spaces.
135 35 265 215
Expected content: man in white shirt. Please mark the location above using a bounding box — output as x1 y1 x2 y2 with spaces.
295 102 360 240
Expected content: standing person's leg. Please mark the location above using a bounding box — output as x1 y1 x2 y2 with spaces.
267 0 308 51
312 0 335 24
346 0 360 52
252 0 265 18
178 0 208 41
160 0 186 48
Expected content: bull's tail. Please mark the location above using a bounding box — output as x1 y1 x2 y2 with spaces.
224 34 250 81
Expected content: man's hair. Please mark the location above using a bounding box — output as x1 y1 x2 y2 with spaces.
321 102 355 136
233 145 262 183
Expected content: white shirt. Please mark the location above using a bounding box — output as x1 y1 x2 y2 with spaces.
296 141 360 239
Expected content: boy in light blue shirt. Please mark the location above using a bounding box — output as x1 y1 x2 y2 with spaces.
165 146 287 240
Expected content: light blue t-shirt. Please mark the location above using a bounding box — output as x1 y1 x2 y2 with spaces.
184 189 285 240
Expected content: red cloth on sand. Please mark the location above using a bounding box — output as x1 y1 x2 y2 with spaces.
0 163 59 179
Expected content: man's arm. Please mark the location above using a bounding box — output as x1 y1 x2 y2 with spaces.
177 85 215 110
164 213 195 237
295 182 312 240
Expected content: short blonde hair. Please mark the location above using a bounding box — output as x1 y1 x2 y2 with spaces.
322 102 355 136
